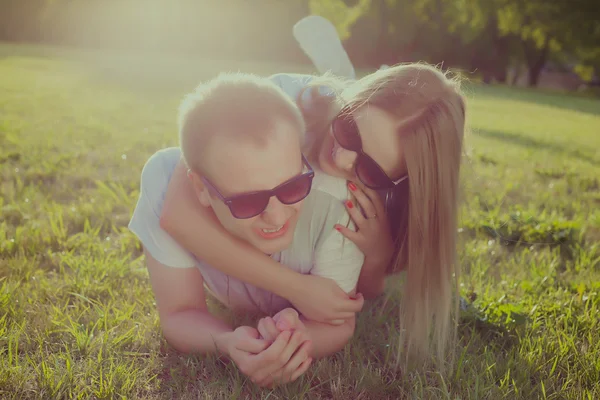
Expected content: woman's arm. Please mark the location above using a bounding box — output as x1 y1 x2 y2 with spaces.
356 257 387 299
334 181 396 299
159 159 363 323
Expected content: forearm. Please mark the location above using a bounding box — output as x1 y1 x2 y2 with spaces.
161 309 232 355
159 161 300 299
300 317 356 359
357 256 387 299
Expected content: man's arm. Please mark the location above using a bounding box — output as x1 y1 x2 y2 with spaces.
300 303 356 359
144 249 235 354
158 160 363 323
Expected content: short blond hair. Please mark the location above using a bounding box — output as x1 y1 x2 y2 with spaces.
178 72 305 174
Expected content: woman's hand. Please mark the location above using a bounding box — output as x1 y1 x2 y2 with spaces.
335 181 395 268
287 274 364 325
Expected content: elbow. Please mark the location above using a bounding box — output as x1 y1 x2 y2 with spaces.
161 328 192 354
164 334 192 354
160 315 195 355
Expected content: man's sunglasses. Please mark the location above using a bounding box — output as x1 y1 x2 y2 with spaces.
332 110 408 190
201 155 315 219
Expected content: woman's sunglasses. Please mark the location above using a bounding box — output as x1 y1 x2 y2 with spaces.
331 110 408 190
201 155 315 219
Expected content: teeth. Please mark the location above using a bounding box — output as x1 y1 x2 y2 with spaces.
262 226 283 233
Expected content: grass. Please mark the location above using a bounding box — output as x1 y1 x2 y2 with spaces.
1 42 599 399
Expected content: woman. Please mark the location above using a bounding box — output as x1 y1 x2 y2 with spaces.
159 62 466 363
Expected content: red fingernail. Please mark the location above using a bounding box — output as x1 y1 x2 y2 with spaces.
346 200 353 209
348 182 357 191
335 226 342 231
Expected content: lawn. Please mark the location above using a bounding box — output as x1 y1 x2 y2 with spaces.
1 43 599 399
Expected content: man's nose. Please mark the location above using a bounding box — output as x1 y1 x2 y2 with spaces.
261 196 291 226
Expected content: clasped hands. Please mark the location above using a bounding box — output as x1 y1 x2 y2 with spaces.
222 308 312 388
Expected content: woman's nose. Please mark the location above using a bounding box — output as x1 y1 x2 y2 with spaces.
334 147 358 173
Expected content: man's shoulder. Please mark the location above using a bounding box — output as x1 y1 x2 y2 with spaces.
142 147 181 172
139 147 181 188
291 169 348 241
310 169 348 202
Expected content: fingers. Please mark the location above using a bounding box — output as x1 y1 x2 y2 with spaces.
346 292 364 312
278 331 310 370
253 330 306 383
282 339 312 377
347 181 377 219
290 355 313 381
257 317 280 343
334 223 360 244
324 291 364 322
250 330 291 383
351 180 386 216
273 308 299 331
343 198 366 228
271 339 313 386
233 326 271 354
256 331 311 387
236 336 271 354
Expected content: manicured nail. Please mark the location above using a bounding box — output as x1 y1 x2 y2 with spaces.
348 182 357 191
335 225 342 231
346 200 353 209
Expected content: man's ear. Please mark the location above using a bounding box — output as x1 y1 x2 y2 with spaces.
187 169 212 208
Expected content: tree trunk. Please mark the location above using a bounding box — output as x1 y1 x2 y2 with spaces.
524 37 550 87
375 0 390 65
510 65 520 86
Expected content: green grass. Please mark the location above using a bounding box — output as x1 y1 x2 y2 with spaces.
1 42 599 399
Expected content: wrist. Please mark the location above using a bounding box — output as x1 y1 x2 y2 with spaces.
214 331 232 357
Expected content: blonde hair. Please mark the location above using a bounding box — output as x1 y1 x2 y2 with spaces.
178 72 305 175
298 63 465 366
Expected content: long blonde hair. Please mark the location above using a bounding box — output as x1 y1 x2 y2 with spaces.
298 63 466 366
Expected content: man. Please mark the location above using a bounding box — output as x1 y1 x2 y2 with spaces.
128 73 364 386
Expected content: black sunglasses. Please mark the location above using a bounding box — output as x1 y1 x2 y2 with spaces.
201 155 315 219
332 110 408 190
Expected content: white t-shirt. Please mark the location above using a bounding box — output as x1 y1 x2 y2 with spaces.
129 147 364 315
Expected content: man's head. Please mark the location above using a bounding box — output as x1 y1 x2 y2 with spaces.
179 73 310 254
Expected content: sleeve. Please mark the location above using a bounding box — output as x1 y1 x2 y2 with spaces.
309 192 365 293
269 73 335 112
128 150 197 268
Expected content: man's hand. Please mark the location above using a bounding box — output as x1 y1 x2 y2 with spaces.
222 326 312 387
257 308 307 342
288 275 364 325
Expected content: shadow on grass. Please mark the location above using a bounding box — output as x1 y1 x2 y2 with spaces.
469 83 600 117
475 128 600 167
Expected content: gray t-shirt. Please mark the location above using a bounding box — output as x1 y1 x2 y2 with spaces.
129 147 364 315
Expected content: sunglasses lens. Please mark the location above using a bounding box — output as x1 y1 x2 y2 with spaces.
356 156 393 189
277 174 313 205
229 193 270 219
332 114 361 151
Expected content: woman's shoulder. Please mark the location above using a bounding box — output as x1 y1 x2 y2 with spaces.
269 73 336 102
